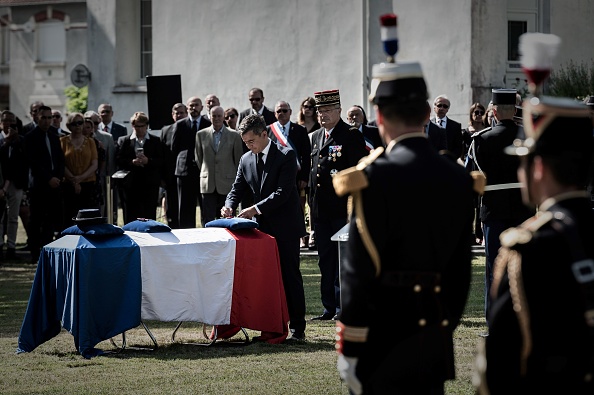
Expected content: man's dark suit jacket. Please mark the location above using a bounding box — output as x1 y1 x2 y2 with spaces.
0 135 29 190
361 125 384 149
267 122 311 185
225 141 306 241
24 127 65 190
432 116 463 159
238 106 276 127
166 116 211 177
426 122 448 152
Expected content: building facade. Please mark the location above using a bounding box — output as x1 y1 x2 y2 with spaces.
1 0 593 128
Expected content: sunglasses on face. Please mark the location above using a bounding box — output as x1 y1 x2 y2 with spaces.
276 109 289 114
249 98 262 102
435 104 449 109
39 116 53 120
52 115 61 119
302 105 315 110
473 110 485 116
70 121 84 126
225 114 237 120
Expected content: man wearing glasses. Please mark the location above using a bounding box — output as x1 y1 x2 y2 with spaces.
309 90 368 321
51 110 68 137
238 88 276 126
23 106 65 263
432 95 463 160
22 101 45 135
267 101 311 203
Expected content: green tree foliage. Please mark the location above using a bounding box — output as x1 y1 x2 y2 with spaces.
64 85 88 114
549 60 594 100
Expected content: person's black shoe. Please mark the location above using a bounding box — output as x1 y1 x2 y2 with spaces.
332 314 339 321
310 312 334 321
285 330 305 343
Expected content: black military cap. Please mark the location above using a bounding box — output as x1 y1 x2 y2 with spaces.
314 89 341 108
492 89 517 105
368 62 428 105
506 96 592 159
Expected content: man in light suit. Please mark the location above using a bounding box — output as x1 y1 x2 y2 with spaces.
432 95 463 160
164 96 211 228
98 103 128 143
195 106 243 225
237 88 276 126
222 114 307 342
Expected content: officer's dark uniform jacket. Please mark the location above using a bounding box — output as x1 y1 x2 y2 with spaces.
336 134 475 392
485 192 594 394
309 119 367 221
474 119 533 222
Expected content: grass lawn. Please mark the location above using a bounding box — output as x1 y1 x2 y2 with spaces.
0 237 487 394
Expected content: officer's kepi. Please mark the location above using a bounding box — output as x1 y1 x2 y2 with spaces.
368 62 428 105
505 96 593 160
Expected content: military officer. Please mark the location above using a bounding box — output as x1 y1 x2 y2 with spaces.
334 60 478 393
308 89 368 321
472 89 534 331
480 97 594 394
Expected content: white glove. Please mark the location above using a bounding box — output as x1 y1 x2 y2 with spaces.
337 354 363 395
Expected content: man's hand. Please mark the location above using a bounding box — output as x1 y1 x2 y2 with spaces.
337 355 362 395
48 177 61 189
238 206 258 219
298 180 308 190
221 206 234 218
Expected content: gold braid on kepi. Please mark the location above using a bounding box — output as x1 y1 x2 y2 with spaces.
333 148 384 277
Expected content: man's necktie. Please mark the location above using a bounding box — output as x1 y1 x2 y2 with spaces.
257 152 265 182
282 124 286 136
104 125 109 134
192 120 198 133
438 119 444 128
324 130 330 144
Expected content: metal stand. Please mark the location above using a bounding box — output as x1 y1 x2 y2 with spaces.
109 321 158 353
171 322 250 346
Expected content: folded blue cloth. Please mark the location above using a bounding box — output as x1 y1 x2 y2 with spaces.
122 219 172 233
205 218 259 230
61 223 124 236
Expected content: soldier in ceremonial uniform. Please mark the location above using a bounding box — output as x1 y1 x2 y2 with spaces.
308 89 368 321
472 89 534 331
334 57 478 393
479 97 594 394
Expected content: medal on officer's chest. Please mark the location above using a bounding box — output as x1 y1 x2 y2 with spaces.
328 145 342 162
330 169 338 177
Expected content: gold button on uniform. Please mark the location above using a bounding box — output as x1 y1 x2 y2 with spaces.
434 285 441 293
418 319 426 327
413 285 421 293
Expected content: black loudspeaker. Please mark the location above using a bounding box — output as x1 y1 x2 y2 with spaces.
146 75 182 130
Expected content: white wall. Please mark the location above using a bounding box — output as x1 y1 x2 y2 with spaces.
392 0 473 123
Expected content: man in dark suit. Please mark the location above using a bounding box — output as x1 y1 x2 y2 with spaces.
237 88 276 126
424 119 448 152
23 105 65 263
346 105 383 149
309 90 368 321
22 101 44 135
267 101 311 208
160 103 187 227
473 89 534 331
335 60 475 395
432 95 463 159
484 97 594 394
98 103 128 142
163 96 211 228
222 114 307 342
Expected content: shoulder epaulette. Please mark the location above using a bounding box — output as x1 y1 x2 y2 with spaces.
499 211 554 248
471 126 492 139
470 171 486 195
332 147 384 197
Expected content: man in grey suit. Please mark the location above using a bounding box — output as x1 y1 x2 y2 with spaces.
222 114 307 342
195 106 243 225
